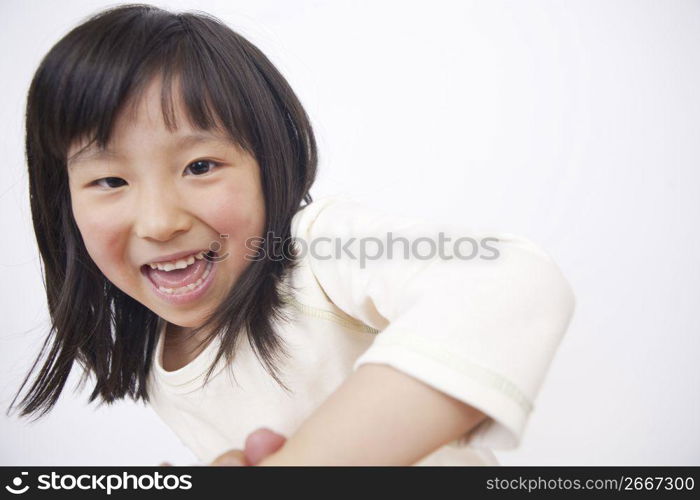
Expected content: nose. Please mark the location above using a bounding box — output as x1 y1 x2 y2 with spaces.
133 184 192 241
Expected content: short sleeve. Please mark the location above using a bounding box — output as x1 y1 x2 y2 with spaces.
291 194 576 450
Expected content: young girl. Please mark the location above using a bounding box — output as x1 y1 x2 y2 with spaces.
8 4 576 466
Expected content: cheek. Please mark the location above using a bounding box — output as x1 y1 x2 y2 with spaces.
197 180 266 254
72 199 130 278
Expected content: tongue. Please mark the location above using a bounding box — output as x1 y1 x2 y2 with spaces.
147 259 208 289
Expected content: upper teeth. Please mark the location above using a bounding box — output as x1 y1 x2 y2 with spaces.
148 251 206 271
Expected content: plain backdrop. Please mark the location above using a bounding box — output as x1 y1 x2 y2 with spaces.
1 0 698 466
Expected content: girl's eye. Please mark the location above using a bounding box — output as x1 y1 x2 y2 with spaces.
184 160 220 176
94 177 127 189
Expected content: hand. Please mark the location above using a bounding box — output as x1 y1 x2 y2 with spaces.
241 427 287 465
158 427 287 466
211 427 287 466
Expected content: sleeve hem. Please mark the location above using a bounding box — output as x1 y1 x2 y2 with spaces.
352 338 531 450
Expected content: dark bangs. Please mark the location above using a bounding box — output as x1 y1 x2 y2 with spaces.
9 3 317 420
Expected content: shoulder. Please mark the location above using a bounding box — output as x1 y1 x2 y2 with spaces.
290 193 361 238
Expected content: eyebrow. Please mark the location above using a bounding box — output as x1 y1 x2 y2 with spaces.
67 132 234 169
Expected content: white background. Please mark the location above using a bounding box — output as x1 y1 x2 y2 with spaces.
1 0 698 465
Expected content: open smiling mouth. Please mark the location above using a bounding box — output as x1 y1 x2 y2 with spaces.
140 250 218 304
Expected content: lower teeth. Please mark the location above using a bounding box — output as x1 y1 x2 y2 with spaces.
157 261 213 295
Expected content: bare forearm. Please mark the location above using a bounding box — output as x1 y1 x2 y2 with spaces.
258 363 487 466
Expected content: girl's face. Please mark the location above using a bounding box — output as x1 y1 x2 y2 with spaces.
67 77 266 329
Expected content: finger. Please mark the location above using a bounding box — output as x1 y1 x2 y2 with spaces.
244 427 287 465
159 461 172 466
210 449 248 466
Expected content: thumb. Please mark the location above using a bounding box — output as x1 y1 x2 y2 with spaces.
210 449 248 466
244 427 287 465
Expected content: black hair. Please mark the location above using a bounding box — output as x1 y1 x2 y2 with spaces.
8 3 317 420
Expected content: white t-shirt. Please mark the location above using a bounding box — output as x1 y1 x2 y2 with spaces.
146 194 576 466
